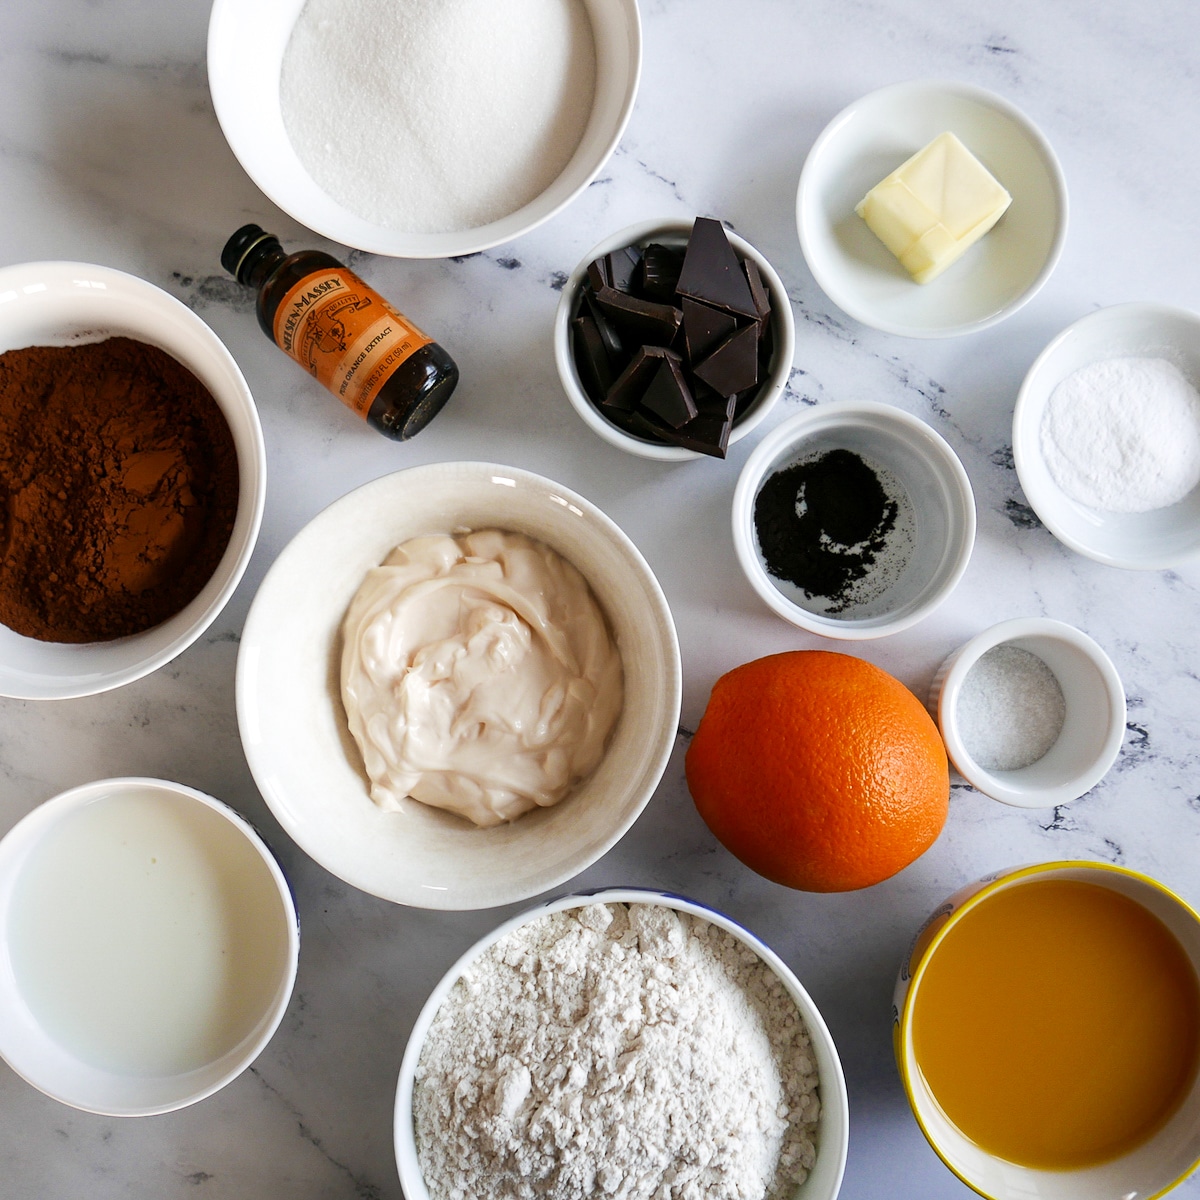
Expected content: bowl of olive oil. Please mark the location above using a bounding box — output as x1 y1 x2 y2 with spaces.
895 861 1200 1200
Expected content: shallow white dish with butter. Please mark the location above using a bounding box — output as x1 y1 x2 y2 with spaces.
237 463 681 910
0 778 298 1117
797 80 1067 338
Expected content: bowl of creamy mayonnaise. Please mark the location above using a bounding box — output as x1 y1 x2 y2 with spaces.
236 462 681 910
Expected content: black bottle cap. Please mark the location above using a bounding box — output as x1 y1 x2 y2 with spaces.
221 224 278 282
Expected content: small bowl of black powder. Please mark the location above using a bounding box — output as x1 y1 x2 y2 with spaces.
732 401 976 638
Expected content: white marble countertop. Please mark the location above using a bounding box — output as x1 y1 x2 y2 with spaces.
3 1 1200 1196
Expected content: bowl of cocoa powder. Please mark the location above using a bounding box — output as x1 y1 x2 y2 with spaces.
0 261 265 698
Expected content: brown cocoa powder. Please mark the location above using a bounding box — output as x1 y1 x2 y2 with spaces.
0 337 239 643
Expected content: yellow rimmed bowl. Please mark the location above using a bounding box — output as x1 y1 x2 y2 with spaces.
894 862 1200 1200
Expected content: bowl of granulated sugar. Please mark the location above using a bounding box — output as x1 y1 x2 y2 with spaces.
1014 303 1200 569
208 0 641 258
396 889 849 1200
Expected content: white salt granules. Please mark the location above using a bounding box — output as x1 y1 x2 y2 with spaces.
956 645 1066 771
1040 356 1200 512
412 903 821 1200
280 0 596 235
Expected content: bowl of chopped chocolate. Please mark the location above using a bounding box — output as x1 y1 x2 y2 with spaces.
0 262 265 699
554 218 795 461
732 401 975 639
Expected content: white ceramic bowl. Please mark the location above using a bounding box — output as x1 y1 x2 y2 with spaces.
1013 303 1200 569
0 262 265 700
930 618 1125 808
395 887 850 1200
797 80 1067 338
555 218 795 461
237 463 681 910
896 862 1200 1200
0 777 298 1116
208 0 641 258
732 402 976 639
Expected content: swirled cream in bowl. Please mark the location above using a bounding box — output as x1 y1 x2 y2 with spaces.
341 530 623 827
237 463 681 910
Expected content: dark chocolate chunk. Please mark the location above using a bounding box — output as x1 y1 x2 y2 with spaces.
675 217 757 318
733 386 759 419
639 357 698 429
681 297 738 365
662 412 732 459
572 312 615 402
586 256 610 292
600 400 676 444
604 246 639 294
742 257 772 326
583 290 626 366
694 380 738 420
693 323 760 397
594 285 682 347
605 344 679 412
638 243 685 302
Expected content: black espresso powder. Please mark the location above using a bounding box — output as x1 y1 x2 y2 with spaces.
753 449 899 612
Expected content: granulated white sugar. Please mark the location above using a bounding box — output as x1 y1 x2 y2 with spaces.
1040 356 1200 512
412 903 821 1200
956 644 1066 771
280 0 596 235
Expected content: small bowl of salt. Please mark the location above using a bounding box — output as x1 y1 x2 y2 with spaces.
1013 302 1200 569
931 617 1125 808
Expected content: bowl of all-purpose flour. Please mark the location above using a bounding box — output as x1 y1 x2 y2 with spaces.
395 889 850 1200
1014 303 1200 569
208 0 641 257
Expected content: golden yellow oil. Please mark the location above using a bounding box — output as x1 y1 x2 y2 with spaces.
912 878 1200 1170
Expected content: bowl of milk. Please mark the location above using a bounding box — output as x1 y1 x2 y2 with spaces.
0 778 298 1115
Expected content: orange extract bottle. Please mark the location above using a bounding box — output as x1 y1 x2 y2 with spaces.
221 224 459 441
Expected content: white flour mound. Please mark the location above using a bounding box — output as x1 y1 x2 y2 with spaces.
413 903 820 1200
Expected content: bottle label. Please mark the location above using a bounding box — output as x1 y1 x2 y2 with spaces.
272 268 433 418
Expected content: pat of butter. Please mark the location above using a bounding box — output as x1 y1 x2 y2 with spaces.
855 132 1012 284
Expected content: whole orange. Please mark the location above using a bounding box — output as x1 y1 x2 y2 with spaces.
685 650 948 892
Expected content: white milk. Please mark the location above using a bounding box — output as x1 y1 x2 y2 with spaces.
7 789 290 1077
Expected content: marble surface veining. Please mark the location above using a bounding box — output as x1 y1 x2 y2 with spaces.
2 0 1200 1197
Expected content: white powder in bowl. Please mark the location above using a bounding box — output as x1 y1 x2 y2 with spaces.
280 0 596 235
956 644 1066 771
1040 355 1200 512
412 902 821 1200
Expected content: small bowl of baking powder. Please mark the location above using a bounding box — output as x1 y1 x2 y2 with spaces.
1014 302 1200 569
931 618 1126 808
396 888 849 1200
